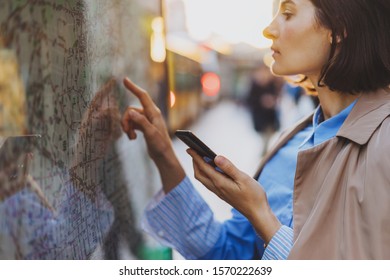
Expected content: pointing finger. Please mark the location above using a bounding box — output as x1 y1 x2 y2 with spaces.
123 78 159 118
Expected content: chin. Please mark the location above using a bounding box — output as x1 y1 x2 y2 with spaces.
271 62 298 77
270 65 287 77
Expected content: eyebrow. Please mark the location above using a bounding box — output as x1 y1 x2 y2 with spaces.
281 0 296 6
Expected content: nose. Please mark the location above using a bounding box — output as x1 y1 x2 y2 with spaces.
263 19 278 40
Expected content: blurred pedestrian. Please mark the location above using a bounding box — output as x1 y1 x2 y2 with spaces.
246 63 281 134
277 82 317 130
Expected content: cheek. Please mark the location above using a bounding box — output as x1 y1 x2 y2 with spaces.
284 28 313 58
283 31 330 74
304 37 331 67
272 32 310 74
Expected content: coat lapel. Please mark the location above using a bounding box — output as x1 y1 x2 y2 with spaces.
253 114 313 180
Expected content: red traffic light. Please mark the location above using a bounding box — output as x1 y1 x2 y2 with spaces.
201 72 220 97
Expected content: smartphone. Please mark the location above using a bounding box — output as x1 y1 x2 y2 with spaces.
175 130 217 166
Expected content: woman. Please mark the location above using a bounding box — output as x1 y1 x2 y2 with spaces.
122 0 390 259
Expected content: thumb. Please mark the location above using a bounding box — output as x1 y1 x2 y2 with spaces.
214 155 241 180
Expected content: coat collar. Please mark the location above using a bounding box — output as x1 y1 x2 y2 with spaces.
253 114 312 179
337 87 390 145
254 87 390 179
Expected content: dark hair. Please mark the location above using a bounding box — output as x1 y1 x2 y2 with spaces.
309 0 390 94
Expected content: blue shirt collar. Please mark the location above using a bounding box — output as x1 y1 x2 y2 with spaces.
301 99 358 148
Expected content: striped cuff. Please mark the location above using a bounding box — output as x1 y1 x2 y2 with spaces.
261 225 293 260
142 176 221 259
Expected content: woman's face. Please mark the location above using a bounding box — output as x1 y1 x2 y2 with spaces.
263 0 331 80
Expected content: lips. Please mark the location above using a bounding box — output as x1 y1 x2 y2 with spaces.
271 47 280 54
270 46 280 59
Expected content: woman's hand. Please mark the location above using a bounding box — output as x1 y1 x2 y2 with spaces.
121 78 185 193
187 149 281 244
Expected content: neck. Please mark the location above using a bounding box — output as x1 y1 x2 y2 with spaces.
310 80 360 120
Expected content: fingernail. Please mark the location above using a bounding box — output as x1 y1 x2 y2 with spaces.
215 155 225 165
203 156 212 163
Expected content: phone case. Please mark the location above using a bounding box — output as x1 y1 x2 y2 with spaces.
175 130 217 160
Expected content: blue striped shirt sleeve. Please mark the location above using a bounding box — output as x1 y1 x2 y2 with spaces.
142 176 222 259
261 225 294 260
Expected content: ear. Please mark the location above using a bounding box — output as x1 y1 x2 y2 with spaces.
328 30 334 44
329 33 343 44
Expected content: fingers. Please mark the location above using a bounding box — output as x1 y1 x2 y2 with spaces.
123 78 160 121
121 107 143 139
192 159 214 189
187 148 228 184
189 149 222 196
122 108 157 140
188 149 242 182
214 156 242 181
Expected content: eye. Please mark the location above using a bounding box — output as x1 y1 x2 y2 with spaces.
282 10 293 20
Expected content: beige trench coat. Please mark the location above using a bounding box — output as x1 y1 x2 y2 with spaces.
255 87 390 259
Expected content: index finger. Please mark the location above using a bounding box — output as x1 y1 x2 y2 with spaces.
123 77 156 112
